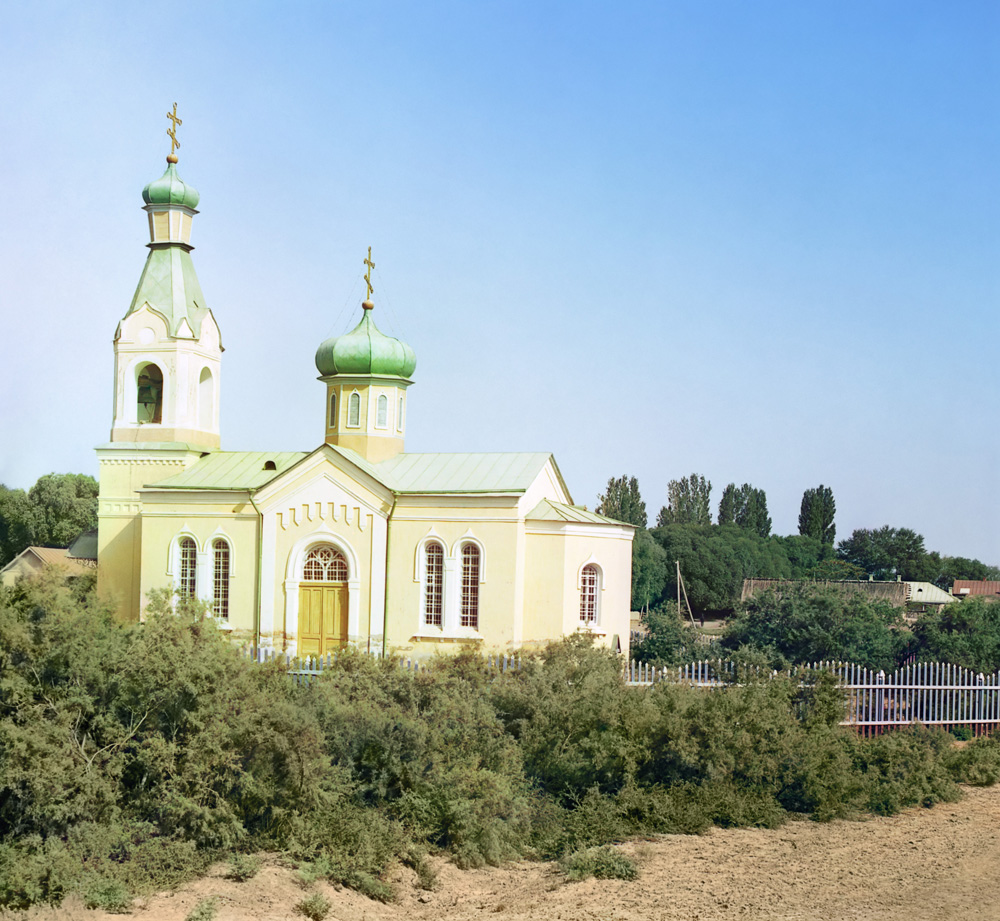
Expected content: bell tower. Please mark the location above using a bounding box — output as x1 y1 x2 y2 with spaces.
98 106 223 620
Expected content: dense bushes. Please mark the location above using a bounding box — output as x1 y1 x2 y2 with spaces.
0 574 989 910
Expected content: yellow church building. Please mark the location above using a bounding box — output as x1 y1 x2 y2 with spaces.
96 141 634 659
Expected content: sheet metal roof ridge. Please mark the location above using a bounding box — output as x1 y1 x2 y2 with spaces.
526 498 633 526
146 451 309 489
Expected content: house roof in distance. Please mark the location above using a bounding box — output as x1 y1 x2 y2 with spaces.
953 580 1000 598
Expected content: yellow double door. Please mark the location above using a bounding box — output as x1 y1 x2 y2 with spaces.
298 583 348 656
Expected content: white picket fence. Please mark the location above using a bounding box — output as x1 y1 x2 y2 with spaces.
627 659 1000 736
245 647 1000 735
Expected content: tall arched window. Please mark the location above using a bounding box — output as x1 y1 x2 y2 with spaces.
376 394 388 428
424 541 444 626
303 546 348 581
178 537 197 597
137 363 163 424
397 396 404 432
212 538 230 619
460 544 480 629
580 565 600 625
348 391 361 427
329 392 337 427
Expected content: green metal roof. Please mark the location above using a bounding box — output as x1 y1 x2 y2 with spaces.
142 162 200 208
123 246 212 339
145 448 561 498
315 308 416 379
377 452 553 494
146 452 307 490
527 498 632 526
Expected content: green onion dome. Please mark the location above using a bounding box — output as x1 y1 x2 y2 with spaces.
315 303 417 378
142 161 200 209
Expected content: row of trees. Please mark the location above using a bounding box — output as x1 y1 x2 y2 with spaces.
597 474 998 615
0 474 98 566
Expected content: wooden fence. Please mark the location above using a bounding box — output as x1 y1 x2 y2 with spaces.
245 648 1000 735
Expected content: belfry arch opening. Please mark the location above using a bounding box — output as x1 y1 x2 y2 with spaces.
136 363 163 424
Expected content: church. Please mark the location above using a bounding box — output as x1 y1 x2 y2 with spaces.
96 126 634 660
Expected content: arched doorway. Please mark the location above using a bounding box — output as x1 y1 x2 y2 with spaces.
298 545 349 656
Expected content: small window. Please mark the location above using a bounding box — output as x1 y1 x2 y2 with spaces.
424 541 444 627
179 537 197 597
303 546 348 581
348 391 361 427
397 396 404 432
461 544 480 629
376 394 388 428
212 539 230 619
329 392 337 428
580 565 599 624
137 363 163 424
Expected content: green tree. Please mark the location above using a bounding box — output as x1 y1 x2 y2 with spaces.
656 474 711 526
717 483 771 537
28 474 99 548
837 526 934 582
596 475 647 528
798 485 836 545
630 602 697 666
630 529 668 612
0 486 36 566
912 597 1000 672
724 585 910 670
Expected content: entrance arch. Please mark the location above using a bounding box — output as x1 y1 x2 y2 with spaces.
283 532 361 657
298 546 348 655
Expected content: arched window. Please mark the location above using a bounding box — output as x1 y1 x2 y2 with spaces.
460 544 480 629
212 538 230 619
580 565 600 624
329 392 337 427
198 367 213 431
376 394 388 428
397 396 404 432
348 391 361 427
137 363 163 424
424 541 444 626
303 546 348 581
178 537 197 597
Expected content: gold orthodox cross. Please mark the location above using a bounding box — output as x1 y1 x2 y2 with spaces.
166 103 182 157
364 246 375 301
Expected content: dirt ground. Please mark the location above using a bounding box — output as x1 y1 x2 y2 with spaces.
11 784 1000 921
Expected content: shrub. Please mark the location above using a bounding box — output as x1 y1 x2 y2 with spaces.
561 846 638 882
946 735 1000 786
296 892 333 920
185 897 219 921
83 877 132 913
226 853 261 881
857 727 960 814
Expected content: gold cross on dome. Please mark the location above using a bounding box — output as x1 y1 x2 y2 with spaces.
166 102 182 156
364 246 375 301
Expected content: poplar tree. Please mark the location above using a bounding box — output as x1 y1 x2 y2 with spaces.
798 484 836 545
596 475 647 528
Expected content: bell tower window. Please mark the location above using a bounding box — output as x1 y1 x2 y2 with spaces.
136 364 163 424
348 391 361 427
376 394 388 428
329 392 337 427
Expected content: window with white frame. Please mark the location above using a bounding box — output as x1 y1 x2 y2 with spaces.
397 396 404 432
212 538 231 619
303 546 348 581
460 544 480 629
424 541 444 626
178 537 197 598
348 391 361 427
580 564 599 624
376 393 388 428
329 392 337 428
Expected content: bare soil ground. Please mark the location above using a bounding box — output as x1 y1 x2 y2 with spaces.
11 784 1000 921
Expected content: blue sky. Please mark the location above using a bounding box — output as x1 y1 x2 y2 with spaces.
1 1 997 563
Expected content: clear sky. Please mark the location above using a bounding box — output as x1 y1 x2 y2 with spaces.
1 1 997 563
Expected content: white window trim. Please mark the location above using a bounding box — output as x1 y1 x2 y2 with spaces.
396 395 405 433
577 557 604 631
329 391 337 428
347 390 361 428
375 393 389 429
209 535 233 623
412 533 486 638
